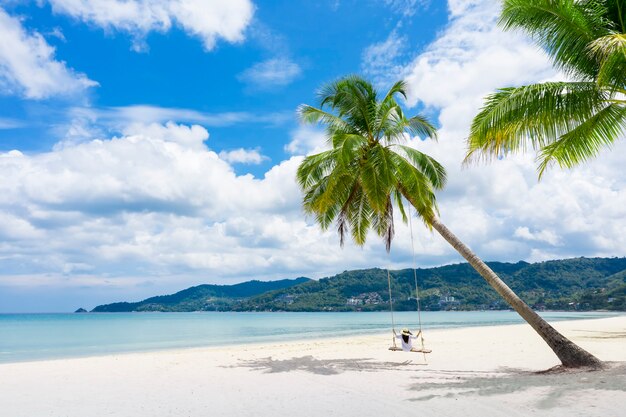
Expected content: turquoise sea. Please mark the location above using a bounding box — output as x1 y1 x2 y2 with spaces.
0 311 619 363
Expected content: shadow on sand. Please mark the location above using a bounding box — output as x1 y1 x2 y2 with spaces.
234 356 625 410
406 362 626 409
230 355 429 375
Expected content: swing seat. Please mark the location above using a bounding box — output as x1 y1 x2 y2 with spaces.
388 346 432 353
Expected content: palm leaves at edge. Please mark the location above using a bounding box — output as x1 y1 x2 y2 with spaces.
466 81 625 177
467 0 626 177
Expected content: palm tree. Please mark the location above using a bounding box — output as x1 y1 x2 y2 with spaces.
467 0 626 177
296 75 602 368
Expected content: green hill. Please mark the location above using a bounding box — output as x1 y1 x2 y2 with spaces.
237 257 626 312
91 257 626 312
91 278 311 312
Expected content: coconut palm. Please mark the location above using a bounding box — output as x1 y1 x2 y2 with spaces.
297 75 602 368
467 0 626 177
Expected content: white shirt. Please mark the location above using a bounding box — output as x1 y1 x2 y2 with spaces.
396 334 417 352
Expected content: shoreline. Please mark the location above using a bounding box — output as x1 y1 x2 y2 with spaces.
1 312 622 365
1 316 625 416
2 308 622 314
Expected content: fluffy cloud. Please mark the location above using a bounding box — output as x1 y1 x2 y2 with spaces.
94 105 291 127
0 122 397 305
403 0 555 113
361 29 408 86
396 0 626 263
218 148 267 164
284 125 328 155
51 105 292 148
0 7 97 99
383 0 427 16
514 227 561 246
238 58 301 89
46 0 254 51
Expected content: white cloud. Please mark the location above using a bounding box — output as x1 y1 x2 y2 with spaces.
0 7 97 99
106 106 245 126
122 121 209 149
47 26 66 42
383 0 427 17
513 227 561 246
361 29 408 85
0 123 365 279
52 105 292 148
46 0 254 51
0 120 432 311
219 148 267 164
284 125 328 155
238 58 301 89
397 0 626 263
0 117 24 129
97 105 292 127
403 0 555 113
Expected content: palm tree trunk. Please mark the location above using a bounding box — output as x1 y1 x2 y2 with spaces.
430 216 603 369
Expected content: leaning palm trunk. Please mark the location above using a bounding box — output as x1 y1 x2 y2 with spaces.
430 216 603 369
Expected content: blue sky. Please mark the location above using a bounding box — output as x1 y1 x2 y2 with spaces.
0 0 625 312
0 0 446 174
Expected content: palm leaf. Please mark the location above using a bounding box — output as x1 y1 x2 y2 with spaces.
500 0 607 78
467 81 607 162
588 33 626 89
396 145 447 189
537 103 626 176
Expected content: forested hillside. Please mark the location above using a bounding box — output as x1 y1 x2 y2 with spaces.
92 257 626 312
92 278 311 312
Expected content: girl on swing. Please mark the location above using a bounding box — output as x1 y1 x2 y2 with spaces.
394 328 422 352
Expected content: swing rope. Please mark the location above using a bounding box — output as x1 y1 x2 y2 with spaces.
387 205 429 356
387 267 396 347
408 208 425 350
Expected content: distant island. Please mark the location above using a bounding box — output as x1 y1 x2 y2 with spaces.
90 257 626 313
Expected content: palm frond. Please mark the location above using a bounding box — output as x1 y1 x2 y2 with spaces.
360 145 394 213
466 81 606 163
537 103 626 176
588 32 626 60
500 0 608 78
395 145 447 189
406 115 438 140
296 150 337 190
337 181 361 247
394 190 408 224
382 79 408 103
347 187 372 246
371 197 395 252
297 105 351 133
390 152 438 224
588 33 626 89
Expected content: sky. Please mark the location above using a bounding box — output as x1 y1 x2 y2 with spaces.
0 0 624 312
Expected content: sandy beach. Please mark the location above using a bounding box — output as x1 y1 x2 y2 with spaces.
1 316 624 417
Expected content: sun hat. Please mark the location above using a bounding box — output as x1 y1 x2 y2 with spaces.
401 328 412 336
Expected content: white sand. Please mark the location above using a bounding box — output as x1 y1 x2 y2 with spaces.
1 316 624 417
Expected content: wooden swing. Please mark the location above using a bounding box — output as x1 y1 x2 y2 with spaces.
387 207 431 357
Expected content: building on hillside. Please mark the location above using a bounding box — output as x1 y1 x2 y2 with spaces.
346 297 363 306
275 294 297 305
346 292 383 306
438 295 460 309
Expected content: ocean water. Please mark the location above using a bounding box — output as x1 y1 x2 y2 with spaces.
0 311 619 363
